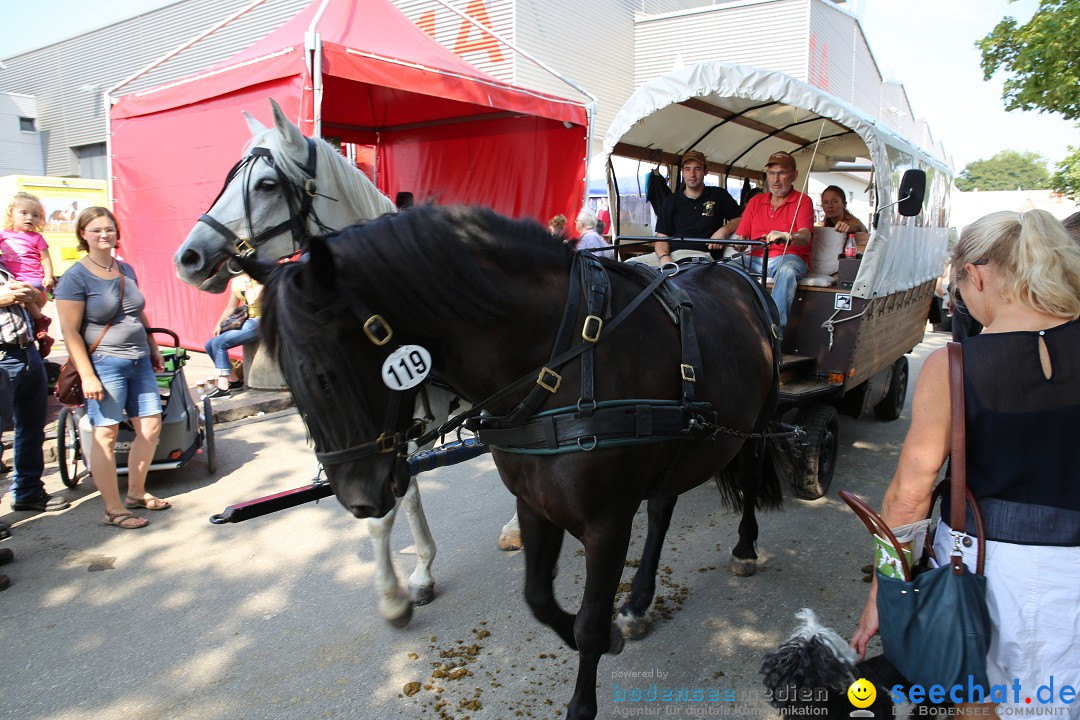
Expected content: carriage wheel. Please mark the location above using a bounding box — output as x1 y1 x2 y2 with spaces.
873 356 909 421
794 404 839 500
203 397 217 474
57 406 86 488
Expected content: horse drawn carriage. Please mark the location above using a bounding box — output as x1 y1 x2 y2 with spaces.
601 62 953 499
168 66 952 714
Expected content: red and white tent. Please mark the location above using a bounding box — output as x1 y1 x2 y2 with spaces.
109 0 589 350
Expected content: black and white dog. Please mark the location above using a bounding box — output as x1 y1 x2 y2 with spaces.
760 609 951 717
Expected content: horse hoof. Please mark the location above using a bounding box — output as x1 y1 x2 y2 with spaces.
411 584 435 606
616 610 651 640
497 530 522 551
728 556 757 577
386 603 414 629
608 624 626 655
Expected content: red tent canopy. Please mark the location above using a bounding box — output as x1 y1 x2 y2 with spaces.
110 0 588 351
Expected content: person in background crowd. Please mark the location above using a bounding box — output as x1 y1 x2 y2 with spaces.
652 150 740 265
852 209 1080 719
1 192 56 356
55 207 167 530
204 273 262 398
548 214 568 238
570 210 613 259
819 185 870 252
395 192 414 211
0 254 64 531
730 151 814 335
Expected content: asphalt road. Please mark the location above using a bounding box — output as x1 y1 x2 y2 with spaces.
0 330 949 720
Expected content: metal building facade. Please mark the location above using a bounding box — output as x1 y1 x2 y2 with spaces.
0 0 940 179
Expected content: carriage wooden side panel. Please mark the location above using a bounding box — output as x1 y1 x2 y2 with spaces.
846 279 935 389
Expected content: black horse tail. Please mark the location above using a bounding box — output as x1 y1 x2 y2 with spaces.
713 432 784 511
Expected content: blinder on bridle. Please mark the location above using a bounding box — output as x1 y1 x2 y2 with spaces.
198 137 334 269
297 282 433 498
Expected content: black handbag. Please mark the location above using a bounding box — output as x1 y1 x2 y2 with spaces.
840 342 991 691
219 304 248 333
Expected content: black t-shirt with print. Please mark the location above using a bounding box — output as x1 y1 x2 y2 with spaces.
655 186 741 251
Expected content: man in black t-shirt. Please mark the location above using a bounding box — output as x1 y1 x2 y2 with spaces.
652 150 741 265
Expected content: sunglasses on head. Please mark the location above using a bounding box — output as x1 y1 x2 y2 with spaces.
952 258 988 311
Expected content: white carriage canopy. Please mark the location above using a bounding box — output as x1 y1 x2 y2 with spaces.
602 62 952 299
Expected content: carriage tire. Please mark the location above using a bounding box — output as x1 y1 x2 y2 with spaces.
203 397 217 474
794 404 839 500
873 356 909 421
57 406 85 488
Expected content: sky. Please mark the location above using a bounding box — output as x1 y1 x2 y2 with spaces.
0 0 1075 171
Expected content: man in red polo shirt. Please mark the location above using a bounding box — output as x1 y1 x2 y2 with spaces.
732 151 814 334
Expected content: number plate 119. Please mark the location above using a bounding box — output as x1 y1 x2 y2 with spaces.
381 345 433 390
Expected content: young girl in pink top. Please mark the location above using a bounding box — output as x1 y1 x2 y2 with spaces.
1 192 56 356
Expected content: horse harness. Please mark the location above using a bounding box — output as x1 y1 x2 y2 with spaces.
197 137 336 264
308 251 781 489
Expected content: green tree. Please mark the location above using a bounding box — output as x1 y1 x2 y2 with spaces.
955 150 1051 191
979 1 1080 197
1051 146 1080 199
978 0 1080 120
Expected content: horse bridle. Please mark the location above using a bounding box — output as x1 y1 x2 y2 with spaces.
303 285 433 497
197 137 335 267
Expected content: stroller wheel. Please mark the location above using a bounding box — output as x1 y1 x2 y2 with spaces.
57 406 86 488
203 397 217 474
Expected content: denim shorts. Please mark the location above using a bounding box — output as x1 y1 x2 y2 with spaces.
86 353 163 427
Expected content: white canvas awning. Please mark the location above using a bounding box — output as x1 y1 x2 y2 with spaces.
602 62 953 298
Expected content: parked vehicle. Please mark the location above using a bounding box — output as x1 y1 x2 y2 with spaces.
601 62 953 498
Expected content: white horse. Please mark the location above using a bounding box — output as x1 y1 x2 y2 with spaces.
174 99 520 626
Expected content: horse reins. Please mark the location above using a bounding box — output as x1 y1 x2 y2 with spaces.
197 137 337 267
307 252 782 475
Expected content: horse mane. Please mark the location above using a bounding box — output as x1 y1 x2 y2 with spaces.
318 205 574 335
247 127 396 223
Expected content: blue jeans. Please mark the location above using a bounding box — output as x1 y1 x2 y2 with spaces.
86 353 163 427
739 254 809 330
205 318 260 372
0 346 47 504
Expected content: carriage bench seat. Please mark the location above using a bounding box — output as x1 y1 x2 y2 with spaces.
763 227 847 289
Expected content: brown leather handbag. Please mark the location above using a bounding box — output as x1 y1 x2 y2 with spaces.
56 274 125 406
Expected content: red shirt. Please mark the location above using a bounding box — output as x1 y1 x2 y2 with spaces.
735 190 815 260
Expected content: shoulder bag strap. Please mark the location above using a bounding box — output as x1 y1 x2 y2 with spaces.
946 341 986 575
86 267 126 355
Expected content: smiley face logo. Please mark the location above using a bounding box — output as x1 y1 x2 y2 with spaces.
847 678 876 708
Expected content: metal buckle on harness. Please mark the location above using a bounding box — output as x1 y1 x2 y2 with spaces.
377 433 396 453
681 364 696 382
537 367 562 393
363 315 393 346
581 315 603 343
235 237 256 256
303 178 318 197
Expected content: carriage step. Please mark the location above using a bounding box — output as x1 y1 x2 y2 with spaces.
779 354 816 384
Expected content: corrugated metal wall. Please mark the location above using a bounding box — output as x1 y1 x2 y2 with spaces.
0 0 942 177
0 92 44 175
634 0 810 86
0 0 305 176
392 0 516 83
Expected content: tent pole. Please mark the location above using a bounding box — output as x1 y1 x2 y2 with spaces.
307 0 333 138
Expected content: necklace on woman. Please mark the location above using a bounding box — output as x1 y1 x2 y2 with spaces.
86 255 115 272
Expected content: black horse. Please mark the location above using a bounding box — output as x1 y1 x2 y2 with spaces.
250 205 782 720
